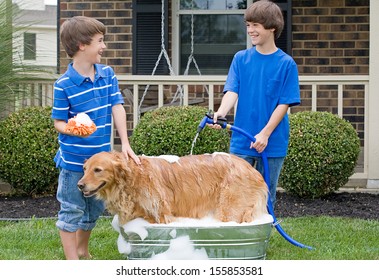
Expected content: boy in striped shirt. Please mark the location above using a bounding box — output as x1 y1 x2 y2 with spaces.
51 16 140 260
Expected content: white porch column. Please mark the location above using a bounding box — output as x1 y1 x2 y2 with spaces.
368 0 379 188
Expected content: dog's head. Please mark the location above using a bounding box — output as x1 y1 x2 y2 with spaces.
78 151 131 198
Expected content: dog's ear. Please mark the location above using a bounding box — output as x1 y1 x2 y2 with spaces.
111 151 135 167
111 152 133 183
113 158 131 173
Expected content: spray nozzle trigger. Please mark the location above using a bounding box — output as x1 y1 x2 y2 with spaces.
197 113 228 133
205 113 228 125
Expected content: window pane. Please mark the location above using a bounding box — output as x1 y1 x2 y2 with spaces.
24 32 36 60
180 14 246 74
180 0 247 10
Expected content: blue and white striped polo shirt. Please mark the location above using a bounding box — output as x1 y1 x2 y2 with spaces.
51 63 124 172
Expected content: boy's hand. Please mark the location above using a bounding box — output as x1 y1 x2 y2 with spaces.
250 132 268 153
206 111 223 130
122 146 141 165
64 113 97 137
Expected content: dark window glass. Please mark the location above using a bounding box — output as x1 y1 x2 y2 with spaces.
180 14 246 74
24 32 36 60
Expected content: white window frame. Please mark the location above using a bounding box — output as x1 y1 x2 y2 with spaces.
171 0 254 75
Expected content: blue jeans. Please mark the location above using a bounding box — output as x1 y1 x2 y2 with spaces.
232 153 284 209
56 168 105 232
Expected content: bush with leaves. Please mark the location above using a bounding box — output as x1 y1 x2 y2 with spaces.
279 111 360 198
0 106 59 195
130 106 230 156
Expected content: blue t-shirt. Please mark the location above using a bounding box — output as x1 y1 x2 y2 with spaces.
51 63 124 172
223 47 300 157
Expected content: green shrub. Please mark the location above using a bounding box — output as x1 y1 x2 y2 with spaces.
130 106 230 156
0 106 59 195
279 111 360 198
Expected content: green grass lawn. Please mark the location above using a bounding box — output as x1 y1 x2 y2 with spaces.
0 216 378 260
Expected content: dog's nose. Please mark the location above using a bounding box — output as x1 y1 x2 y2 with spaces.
77 182 85 191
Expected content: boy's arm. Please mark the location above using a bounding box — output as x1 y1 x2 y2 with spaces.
112 104 141 165
251 104 289 153
54 119 75 137
54 119 68 134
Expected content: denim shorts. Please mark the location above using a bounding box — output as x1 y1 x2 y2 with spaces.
56 168 105 232
232 153 284 209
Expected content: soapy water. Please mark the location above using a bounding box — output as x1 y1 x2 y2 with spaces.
150 235 209 260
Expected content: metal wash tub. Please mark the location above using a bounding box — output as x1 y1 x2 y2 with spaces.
113 215 274 260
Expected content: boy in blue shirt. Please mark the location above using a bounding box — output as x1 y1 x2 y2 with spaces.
51 16 140 259
210 0 300 208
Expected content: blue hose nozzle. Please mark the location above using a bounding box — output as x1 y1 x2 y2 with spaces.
197 113 228 133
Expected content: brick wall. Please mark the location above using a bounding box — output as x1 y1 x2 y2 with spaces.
292 0 369 75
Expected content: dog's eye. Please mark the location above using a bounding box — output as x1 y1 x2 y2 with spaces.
94 168 102 173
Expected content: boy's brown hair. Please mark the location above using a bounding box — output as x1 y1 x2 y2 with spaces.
244 0 284 39
60 16 106 58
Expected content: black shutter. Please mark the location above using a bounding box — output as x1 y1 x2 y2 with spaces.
133 0 169 75
273 0 292 54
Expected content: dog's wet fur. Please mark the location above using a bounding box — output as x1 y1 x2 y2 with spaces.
78 151 268 225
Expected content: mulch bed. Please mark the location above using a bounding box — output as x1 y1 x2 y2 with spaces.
0 191 378 220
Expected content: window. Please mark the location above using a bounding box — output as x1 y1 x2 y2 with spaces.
173 0 292 75
174 0 247 75
24 32 36 60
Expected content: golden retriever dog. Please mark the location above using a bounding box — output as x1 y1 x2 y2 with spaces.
78 151 268 225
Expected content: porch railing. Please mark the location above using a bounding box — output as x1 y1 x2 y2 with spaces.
7 74 369 180
118 74 369 181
